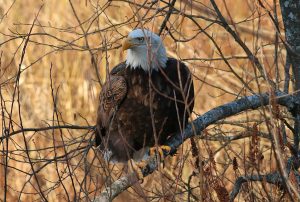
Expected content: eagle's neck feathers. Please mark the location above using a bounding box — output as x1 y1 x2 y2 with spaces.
125 41 168 71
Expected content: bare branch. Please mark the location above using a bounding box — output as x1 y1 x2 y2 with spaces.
1 125 93 142
94 90 298 201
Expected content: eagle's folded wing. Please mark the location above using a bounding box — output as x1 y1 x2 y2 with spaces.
95 75 127 146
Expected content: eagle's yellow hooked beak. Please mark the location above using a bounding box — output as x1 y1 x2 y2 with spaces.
122 37 134 51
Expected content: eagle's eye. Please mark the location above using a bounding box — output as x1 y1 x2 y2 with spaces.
137 37 144 42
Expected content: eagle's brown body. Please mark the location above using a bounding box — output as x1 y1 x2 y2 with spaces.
96 58 194 162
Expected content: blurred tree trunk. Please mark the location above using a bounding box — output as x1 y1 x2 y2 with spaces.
280 1 300 93
280 0 300 150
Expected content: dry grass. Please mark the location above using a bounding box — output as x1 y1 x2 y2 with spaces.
0 0 291 201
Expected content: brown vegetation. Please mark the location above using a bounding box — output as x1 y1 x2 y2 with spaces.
0 0 299 201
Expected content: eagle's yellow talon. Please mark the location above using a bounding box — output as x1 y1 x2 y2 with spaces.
128 159 146 181
149 145 171 161
161 145 171 153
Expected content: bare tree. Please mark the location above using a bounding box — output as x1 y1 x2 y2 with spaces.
0 0 300 201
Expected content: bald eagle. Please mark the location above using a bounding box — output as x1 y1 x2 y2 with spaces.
95 29 194 163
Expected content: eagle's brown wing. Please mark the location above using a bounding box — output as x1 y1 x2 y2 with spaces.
95 75 127 146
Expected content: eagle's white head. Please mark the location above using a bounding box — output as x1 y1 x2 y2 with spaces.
122 29 168 71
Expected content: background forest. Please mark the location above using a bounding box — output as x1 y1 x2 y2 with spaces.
0 0 300 201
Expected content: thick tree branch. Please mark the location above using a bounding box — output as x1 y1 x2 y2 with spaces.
230 173 282 201
94 91 298 202
230 155 300 201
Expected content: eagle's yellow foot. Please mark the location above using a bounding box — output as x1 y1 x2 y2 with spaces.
128 159 146 182
149 145 171 161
